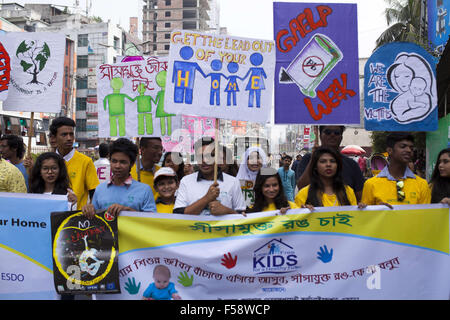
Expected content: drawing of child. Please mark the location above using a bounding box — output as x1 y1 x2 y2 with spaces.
408 77 430 108
142 265 181 300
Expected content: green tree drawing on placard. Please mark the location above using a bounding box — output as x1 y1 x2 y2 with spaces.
16 40 51 84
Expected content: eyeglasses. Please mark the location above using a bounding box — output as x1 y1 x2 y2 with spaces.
323 129 342 136
396 180 405 202
41 166 59 173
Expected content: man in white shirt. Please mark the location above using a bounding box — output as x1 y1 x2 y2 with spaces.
94 143 111 183
174 138 246 216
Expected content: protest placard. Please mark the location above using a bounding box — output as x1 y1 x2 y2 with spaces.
96 56 182 138
0 32 65 113
274 3 360 125
164 30 275 124
364 42 438 131
0 40 11 101
51 210 120 295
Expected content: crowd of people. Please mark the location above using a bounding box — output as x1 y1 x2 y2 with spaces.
1 118 449 219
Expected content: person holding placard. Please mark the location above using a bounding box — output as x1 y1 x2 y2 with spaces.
173 137 246 216
50 117 99 210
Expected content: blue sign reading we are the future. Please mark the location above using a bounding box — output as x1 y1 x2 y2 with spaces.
364 42 438 132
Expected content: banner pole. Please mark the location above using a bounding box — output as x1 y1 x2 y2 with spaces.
214 118 219 184
27 112 34 157
135 137 141 182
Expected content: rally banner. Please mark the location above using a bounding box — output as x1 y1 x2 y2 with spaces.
96 56 182 138
0 32 65 113
273 3 360 125
165 30 275 124
364 42 438 131
0 193 68 300
96 204 450 300
51 210 120 295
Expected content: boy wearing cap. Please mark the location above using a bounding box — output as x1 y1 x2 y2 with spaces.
154 167 179 213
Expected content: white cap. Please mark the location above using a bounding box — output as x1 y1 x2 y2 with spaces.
154 167 177 182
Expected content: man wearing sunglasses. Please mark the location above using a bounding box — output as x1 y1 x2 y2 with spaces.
295 125 365 202
361 132 430 207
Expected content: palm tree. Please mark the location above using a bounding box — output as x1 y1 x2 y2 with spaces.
375 0 424 49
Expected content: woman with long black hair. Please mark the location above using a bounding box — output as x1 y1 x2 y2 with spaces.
295 147 357 210
246 168 298 214
429 148 450 205
29 152 77 209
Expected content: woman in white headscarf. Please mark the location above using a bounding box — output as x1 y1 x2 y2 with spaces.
236 147 268 208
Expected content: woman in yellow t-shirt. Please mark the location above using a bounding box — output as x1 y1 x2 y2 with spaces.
295 147 358 210
246 168 298 214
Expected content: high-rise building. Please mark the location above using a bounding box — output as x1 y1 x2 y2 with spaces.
142 0 212 55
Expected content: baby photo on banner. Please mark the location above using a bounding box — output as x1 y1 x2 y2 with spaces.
273 3 360 125
164 30 275 124
364 42 438 131
0 32 65 113
96 57 182 138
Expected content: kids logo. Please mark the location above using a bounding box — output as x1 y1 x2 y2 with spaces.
252 238 300 274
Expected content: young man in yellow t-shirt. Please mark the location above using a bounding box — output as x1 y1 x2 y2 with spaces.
131 137 163 197
50 117 99 209
361 133 431 206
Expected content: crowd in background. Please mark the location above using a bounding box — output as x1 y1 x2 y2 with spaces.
1 118 449 218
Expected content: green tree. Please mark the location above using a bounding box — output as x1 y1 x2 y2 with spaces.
375 0 425 49
16 40 51 84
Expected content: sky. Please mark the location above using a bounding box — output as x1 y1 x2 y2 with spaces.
16 0 389 57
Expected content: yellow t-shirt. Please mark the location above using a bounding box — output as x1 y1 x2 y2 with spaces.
263 201 299 212
295 185 357 207
66 151 99 210
361 175 431 205
0 159 27 193
156 202 174 214
130 163 160 199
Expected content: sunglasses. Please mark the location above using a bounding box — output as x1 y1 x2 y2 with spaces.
396 180 405 202
323 129 342 136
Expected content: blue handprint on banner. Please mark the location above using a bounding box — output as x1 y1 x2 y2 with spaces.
317 245 333 263
124 277 141 295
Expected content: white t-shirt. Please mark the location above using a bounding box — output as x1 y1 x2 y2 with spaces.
94 158 111 183
174 171 246 216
